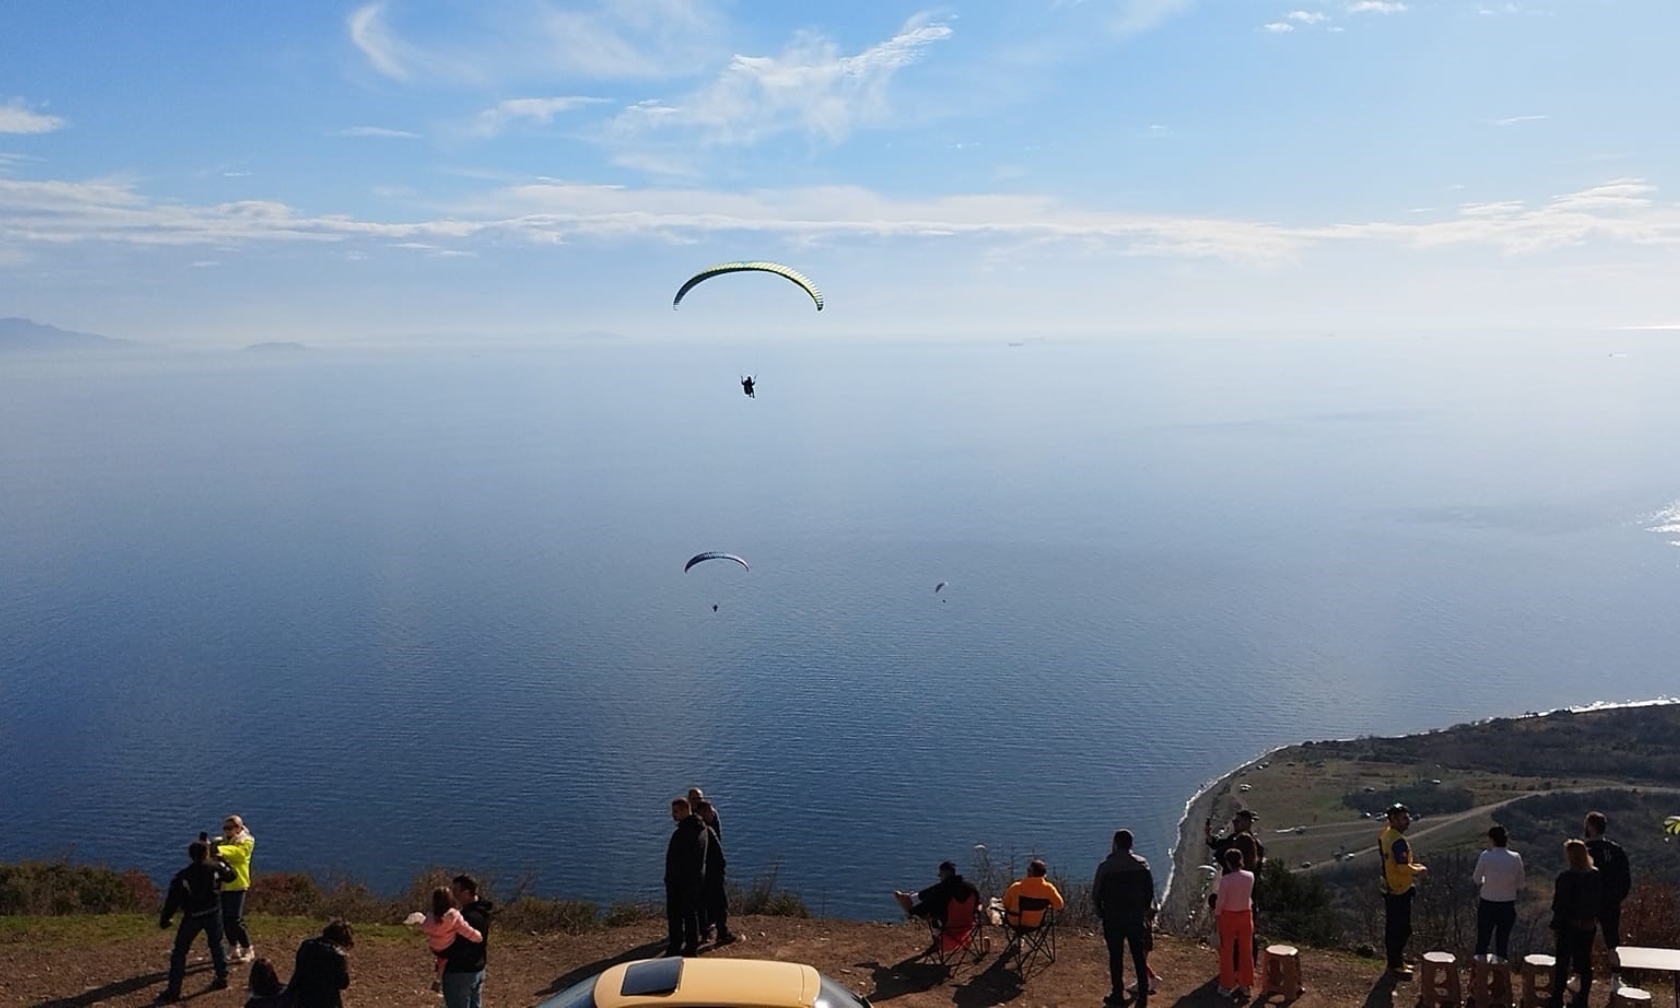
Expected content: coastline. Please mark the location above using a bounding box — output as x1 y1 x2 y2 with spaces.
1159 696 1680 929
1161 744 1288 930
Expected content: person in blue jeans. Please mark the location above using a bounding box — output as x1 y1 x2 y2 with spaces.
158 840 236 1003
441 874 493 1008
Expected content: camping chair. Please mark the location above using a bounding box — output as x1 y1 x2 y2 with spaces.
1000 895 1057 978
922 890 986 969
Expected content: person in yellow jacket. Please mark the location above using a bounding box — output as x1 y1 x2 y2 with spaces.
1003 859 1066 929
214 814 256 963
1378 803 1427 977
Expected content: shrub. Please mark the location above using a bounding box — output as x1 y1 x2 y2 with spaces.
731 863 808 918
0 861 156 915
602 901 662 928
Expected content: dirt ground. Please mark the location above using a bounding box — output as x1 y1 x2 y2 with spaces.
2 914 1442 1008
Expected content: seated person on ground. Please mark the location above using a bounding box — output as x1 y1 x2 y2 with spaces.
1003 859 1065 929
893 861 977 925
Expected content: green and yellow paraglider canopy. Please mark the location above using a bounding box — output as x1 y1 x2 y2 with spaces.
672 261 824 312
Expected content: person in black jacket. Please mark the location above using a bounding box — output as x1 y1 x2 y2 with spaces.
1093 829 1157 1008
158 840 237 1003
1549 839 1602 1008
696 800 736 945
441 874 493 1008
1584 810 1632 988
665 796 710 957
892 861 977 927
285 919 353 1008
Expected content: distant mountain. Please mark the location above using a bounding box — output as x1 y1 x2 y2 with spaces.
0 317 138 354
244 341 310 353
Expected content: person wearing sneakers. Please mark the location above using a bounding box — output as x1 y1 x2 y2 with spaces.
158 840 237 1003
1378 803 1428 978
215 814 257 963
1215 847 1256 999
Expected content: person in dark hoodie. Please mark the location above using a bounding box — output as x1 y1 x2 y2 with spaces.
158 839 237 1003
1549 839 1602 1008
1093 829 1157 1008
441 874 493 1008
892 861 977 927
665 796 710 957
285 919 353 1008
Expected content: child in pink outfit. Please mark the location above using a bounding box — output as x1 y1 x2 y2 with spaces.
420 887 482 991
1215 847 1256 997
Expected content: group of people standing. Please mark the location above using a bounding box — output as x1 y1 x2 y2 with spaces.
664 786 736 958
157 815 495 1008
156 815 255 1003
1383 803 1634 1008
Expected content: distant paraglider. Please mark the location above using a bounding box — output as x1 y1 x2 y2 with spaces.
1664 815 1680 836
672 262 824 312
934 581 948 594
684 552 750 574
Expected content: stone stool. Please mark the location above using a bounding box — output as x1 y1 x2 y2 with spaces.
1420 951 1462 1008
1469 954 1514 1007
1519 954 1556 1008
1608 987 1653 1008
1261 944 1304 998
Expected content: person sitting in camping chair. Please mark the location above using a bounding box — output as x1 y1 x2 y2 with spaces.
1003 859 1064 928
1001 859 1064 972
894 861 977 926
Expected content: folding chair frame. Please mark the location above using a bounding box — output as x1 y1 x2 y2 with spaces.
1000 899 1057 979
922 893 987 970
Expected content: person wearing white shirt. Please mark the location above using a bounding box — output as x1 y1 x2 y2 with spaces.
1471 825 1525 960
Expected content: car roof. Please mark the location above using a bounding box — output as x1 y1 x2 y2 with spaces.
595 958 821 1008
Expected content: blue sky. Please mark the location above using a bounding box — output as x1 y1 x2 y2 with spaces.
3 1 1677 345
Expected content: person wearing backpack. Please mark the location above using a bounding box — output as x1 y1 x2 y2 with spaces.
1583 811 1632 990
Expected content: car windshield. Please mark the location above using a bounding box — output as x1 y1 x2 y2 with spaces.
536 975 599 1008
817 976 871 1008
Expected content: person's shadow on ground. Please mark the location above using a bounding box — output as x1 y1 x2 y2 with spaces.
535 939 669 998
858 954 954 1003
950 958 1027 1008
1358 972 1400 1008
37 966 176 1008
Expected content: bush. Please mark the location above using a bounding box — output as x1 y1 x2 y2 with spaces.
0 861 157 915
602 901 662 928
730 863 808 918
1257 861 1343 948
1340 784 1475 817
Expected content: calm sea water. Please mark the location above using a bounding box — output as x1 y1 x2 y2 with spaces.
3 334 1678 917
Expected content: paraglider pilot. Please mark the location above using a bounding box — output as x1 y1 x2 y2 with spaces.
741 375 755 398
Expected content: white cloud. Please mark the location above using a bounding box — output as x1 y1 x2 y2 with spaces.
348 3 416 81
4 173 1677 267
1347 1 1407 12
338 126 423 139
610 15 953 148
1488 114 1547 126
1112 0 1199 37
1287 10 1330 22
470 97 608 138
1262 22 1296 32
1318 179 1680 253
348 0 721 84
0 99 66 134
530 0 720 78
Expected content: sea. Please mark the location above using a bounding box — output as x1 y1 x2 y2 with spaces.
2 332 1678 919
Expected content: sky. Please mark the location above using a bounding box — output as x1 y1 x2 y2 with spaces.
3 0 1679 345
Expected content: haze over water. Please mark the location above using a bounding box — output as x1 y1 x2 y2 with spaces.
3 332 1678 917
